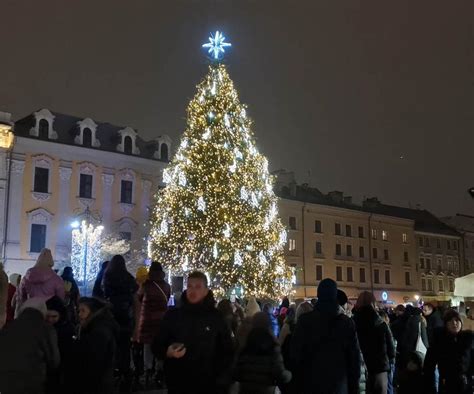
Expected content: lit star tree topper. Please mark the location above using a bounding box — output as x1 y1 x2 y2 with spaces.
149 33 292 298
202 31 232 61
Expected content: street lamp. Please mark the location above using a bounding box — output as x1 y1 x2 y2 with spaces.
70 207 104 295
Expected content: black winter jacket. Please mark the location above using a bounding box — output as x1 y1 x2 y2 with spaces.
290 302 361 394
423 328 473 394
154 291 235 394
353 306 395 374
425 309 443 346
72 307 120 394
0 308 60 394
234 327 291 394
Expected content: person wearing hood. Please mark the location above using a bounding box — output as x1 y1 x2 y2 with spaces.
92 261 108 299
154 271 234 394
422 302 443 346
136 261 171 382
0 297 60 394
45 296 75 393
353 291 395 394
18 248 65 306
424 309 473 394
291 278 360 394
236 297 261 350
234 312 291 394
72 297 120 394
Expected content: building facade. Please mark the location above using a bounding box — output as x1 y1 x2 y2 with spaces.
442 213 474 275
1 109 171 276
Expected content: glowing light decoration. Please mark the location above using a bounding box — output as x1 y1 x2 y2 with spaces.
160 219 169 235
202 31 232 60
163 168 171 184
149 54 293 298
178 172 187 187
71 220 104 294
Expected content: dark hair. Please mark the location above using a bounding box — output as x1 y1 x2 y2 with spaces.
187 271 208 287
149 261 163 273
355 291 376 310
217 299 233 316
243 327 277 356
61 266 75 282
443 309 462 325
104 255 131 284
280 297 290 309
78 297 107 314
46 296 68 322
395 304 406 312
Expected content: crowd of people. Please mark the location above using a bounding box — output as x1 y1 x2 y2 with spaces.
0 247 473 394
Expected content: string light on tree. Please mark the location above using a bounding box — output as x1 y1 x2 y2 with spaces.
149 31 292 298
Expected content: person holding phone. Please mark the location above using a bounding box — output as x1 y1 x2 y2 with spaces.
154 271 234 394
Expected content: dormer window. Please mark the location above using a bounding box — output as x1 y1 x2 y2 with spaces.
154 135 172 161
117 127 140 155
29 109 58 140
38 119 49 140
75 118 100 148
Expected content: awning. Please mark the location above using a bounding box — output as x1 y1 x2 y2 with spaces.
454 273 474 297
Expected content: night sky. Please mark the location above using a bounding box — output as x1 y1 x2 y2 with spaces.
1 1 472 216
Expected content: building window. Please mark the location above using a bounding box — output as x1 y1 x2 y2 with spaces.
360 268 366 283
424 238 430 247
383 249 389 260
358 226 364 238
421 278 426 291
404 251 409 263
315 220 322 233
382 230 388 241
427 278 433 292
359 246 365 258
30 223 46 252
419 237 423 247
385 270 391 284
335 244 342 256
347 267 353 282
372 248 378 259
374 269 380 284
289 216 297 230
346 225 352 237
437 239 441 249
371 229 377 240
402 233 408 243
79 174 93 199
336 266 343 282
437 258 442 271
453 261 459 274
124 136 133 155
453 241 457 250
447 240 451 250
120 180 133 204
405 272 411 286
34 167 49 193
449 279 454 292
346 245 352 257
288 239 296 251
335 223 341 236
315 241 322 255
83 127 92 147
438 279 444 292
38 119 49 140
420 257 425 269
160 143 169 161
120 231 132 241
316 265 323 281
426 258 432 270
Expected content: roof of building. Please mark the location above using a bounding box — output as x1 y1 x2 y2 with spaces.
13 109 170 162
441 214 474 234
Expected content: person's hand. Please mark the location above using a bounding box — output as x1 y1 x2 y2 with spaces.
166 343 186 359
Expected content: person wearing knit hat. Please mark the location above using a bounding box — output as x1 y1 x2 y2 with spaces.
423 308 473 394
291 278 361 393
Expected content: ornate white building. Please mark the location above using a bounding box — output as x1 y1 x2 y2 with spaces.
0 109 171 275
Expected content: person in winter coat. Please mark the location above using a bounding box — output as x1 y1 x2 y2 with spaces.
217 298 239 339
423 309 473 394
291 278 360 394
136 262 171 379
353 292 395 394
45 296 76 393
154 271 235 394
73 297 120 394
61 266 80 324
0 297 60 394
102 254 139 390
236 297 261 350
234 312 291 394
0 262 8 328
422 302 444 346
92 261 108 299
262 303 279 338
18 248 65 305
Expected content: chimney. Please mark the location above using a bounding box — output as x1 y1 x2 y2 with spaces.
328 191 343 203
343 196 353 204
363 197 381 209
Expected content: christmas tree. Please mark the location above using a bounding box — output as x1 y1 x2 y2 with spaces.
149 32 292 298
